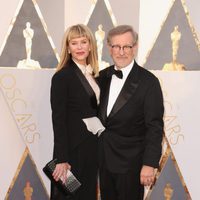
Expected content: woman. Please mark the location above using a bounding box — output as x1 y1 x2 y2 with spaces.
50 24 99 200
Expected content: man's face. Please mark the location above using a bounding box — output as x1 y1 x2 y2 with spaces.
108 32 138 69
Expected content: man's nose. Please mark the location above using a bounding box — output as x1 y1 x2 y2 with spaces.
119 48 125 55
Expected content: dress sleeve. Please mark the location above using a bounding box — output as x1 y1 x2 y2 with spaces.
50 72 69 163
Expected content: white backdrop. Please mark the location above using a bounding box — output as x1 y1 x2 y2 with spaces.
0 0 200 199
1 68 200 199
153 71 200 199
0 68 55 198
0 0 199 57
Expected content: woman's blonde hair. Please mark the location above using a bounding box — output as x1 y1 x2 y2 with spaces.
57 24 99 76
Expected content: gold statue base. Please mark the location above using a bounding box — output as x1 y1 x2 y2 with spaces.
162 62 186 71
17 59 41 69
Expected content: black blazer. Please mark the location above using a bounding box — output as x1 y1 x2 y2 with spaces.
50 59 98 164
98 61 164 173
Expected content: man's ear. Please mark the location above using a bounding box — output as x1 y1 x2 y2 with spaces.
134 41 139 49
107 43 112 54
133 42 139 56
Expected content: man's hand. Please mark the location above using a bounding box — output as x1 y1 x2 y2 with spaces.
140 165 156 186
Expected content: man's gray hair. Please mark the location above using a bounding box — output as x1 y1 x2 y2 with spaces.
107 25 138 45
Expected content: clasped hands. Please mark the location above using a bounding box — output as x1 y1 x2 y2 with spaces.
82 117 105 136
52 162 71 184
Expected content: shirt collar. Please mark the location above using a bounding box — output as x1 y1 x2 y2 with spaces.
114 59 134 80
73 59 93 75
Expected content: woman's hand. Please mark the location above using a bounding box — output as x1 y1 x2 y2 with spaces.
52 162 71 183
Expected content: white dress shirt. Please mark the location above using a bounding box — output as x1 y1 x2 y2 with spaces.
107 60 134 116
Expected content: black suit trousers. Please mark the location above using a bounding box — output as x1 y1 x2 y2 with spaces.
99 167 144 200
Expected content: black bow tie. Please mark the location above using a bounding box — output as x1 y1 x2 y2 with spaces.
109 67 123 79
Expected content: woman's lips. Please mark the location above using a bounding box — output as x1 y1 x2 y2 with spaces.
76 51 85 55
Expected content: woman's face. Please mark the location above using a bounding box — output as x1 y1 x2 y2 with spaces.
68 36 90 65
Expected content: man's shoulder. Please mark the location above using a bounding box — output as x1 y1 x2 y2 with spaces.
98 65 114 79
99 65 113 74
137 63 158 81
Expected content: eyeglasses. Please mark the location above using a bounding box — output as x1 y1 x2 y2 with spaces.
110 44 135 53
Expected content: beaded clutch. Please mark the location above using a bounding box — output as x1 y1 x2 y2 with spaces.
43 159 81 195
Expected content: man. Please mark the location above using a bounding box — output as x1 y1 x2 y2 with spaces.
98 25 164 200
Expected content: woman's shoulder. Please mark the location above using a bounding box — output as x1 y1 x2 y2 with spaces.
54 65 73 77
52 66 73 85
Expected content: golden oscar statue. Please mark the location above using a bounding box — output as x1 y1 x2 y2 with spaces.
17 22 41 69
23 181 33 200
95 24 109 70
162 25 186 71
23 22 34 61
95 24 105 63
164 183 174 200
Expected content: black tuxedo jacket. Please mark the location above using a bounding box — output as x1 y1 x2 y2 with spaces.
50 59 98 164
98 61 164 173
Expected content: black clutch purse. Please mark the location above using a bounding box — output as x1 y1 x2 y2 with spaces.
43 159 81 195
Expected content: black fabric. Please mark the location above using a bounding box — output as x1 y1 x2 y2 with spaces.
99 167 144 200
50 59 98 199
97 61 164 199
109 66 123 79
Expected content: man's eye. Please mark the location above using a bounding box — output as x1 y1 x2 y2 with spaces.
124 46 133 50
112 45 120 49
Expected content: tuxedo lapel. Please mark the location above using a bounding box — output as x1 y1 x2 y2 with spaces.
72 61 95 98
98 69 113 123
70 60 97 108
108 63 140 119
